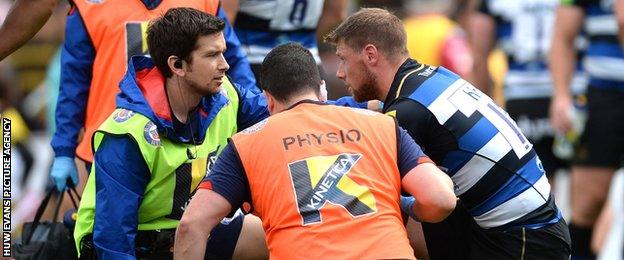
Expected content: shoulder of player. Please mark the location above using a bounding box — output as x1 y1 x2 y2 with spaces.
384 98 428 119
394 65 442 98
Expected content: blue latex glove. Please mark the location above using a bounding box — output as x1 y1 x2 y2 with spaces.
50 156 79 191
400 195 419 221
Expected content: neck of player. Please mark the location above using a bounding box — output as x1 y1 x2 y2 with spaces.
378 55 409 101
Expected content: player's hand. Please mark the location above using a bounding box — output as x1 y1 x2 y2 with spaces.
367 100 383 112
550 94 573 134
319 80 328 102
399 195 419 221
50 156 79 191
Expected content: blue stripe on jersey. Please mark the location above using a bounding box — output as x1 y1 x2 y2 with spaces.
457 117 499 153
459 149 537 210
586 42 624 58
521 210 561 229
409 67 460 106
507 62 548 71
235 28 317 49
469 155 544 216
586 3 609 16
497 22 511 40
589 78 624 88
441 150 473 177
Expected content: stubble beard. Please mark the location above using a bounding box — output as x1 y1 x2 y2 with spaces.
185 77 221 97
350 66 379 103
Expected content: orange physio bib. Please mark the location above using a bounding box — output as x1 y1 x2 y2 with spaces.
232 102 415 259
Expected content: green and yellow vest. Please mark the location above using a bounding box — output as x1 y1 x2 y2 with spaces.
74 80 240 253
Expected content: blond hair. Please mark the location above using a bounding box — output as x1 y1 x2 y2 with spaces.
324 8 408 59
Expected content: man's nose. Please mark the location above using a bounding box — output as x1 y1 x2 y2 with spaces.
219 54 230 71
336 66 345 80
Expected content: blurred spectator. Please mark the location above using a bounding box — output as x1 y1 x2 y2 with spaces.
590 171 623 259
0 0 63 61
403 0 473 77
550 0 624 259
1 0 70 236
357 0 404 16
0 64 32 202
4 1 65 98
470 0 587 190
223 0 348 83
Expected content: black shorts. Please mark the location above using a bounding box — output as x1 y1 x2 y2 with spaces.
205 210 245 260
469 217 571 260
574 86 624 168
506 98 570 177
422 202 571 260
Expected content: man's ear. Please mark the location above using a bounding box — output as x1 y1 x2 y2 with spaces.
167 55 185 76
263 91 277 115
362 44 379 65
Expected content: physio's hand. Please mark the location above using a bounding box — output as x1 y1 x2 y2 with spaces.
50 156 79 191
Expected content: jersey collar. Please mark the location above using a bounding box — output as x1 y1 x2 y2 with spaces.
383 58 425 112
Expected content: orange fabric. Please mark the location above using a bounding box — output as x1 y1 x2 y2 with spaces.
198 181 213 190
232 103 415 260
72 0 219 162
135 67 172 122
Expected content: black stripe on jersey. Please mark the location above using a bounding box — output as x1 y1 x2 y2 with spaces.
397 65 435 97
459 163 514 209
497 149 538 174
588 35 620 44
498 194 559 230
442 110 483 141
460 149 538 210
383 61 433 109
234 12 270 31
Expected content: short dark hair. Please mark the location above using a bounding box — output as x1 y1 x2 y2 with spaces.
260 43 321 103
324 8 408 58
147 7 225 78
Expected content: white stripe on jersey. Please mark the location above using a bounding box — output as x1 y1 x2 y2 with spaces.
238 0 324 31
474 174 551 229
505 70 552 87
585 14 618 35
432 79 531 159
243 45 321 64
478 132 512 161
427 79 465 124
583 56 624 81
452 156 495 196
504 72 587 100
452 133 511 196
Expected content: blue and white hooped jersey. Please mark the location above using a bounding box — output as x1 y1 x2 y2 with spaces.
567 0 624 89
384 61 561 229
234 0 324 64
480 0 587 100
